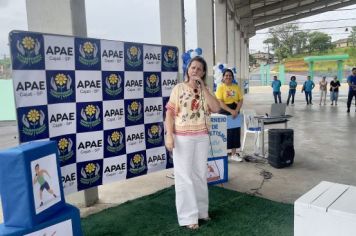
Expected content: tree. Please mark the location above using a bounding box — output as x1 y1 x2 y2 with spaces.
308 32 334 52
249 54 256 66
294 31 308 54
263 23 299 59
348 26 356 47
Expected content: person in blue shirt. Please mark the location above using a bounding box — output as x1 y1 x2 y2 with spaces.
302 76 315 105
271 75 282 103
346 67 356 113
286 75 297 106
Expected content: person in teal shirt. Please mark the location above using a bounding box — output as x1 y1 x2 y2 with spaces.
271 75 282 103
302 76 315 105
287 75 297 106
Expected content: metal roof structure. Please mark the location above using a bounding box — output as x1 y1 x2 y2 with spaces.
226 0 356 38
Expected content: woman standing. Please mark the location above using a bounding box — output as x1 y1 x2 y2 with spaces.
286 76 297 106
319 76 328 105
330 76 341 105
215 69 243 161
165 56 220 230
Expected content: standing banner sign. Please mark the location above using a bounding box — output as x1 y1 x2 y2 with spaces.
9 31 178 194
207 114 228 185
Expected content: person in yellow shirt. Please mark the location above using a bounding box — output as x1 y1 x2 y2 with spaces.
215 69 244 161
165 56 220 230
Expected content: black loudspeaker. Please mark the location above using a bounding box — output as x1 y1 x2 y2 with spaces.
268 129 295 168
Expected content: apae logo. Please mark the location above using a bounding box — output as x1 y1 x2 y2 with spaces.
129 154 146 174
127 101 143 122
163 49 177 69
105 73 122 96
15 36 42 66
57 138 74 163
50 73 73 99
80 104 101 128
104 162 126 176
21 109 46 136
80 163 100 185
79 41 99 66
145 74 160 94
107 131 125 153
147 125 163 145
126 46 142 67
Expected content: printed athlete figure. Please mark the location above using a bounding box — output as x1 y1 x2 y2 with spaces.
33 164 57 207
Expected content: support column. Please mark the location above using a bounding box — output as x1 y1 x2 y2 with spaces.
240 34 245 82
227 13 235 67
26 0 87 36
26 0 97 207
159 0 185 76
214 0 227 64
196 0 215 88
245 40 249 82
235 26 241 85
337 60 344 81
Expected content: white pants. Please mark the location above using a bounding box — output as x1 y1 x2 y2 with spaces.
173 134 209 226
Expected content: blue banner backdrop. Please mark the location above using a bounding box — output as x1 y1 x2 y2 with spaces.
9 31 178 194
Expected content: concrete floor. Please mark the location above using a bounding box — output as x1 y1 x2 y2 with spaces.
0 84 355 222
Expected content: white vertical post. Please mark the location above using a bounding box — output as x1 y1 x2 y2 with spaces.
227 13 235 67
196 0 215 82
214 0 227 65
159 0 185 75
235 26 242 86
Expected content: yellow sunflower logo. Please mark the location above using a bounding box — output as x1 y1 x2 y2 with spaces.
108 74 118 85
130 46 138 56
27 109 40 123
130 101 139 111
55 73 68 86
150 125 159 135
85 105 96 116
22 37 35 50
58 138 69 150
149 74 157 84
111 131 120 142
85 163 96 174
83 42 94 54
167 49 174 59
133 154 141 164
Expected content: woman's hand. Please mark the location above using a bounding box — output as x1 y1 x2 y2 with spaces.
165 134 174 152
190 76 204 88
230 109 238 118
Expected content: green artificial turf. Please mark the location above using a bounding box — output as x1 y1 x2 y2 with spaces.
81 186 293 236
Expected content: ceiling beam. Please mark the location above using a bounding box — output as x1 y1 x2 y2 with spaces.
254 0 349 25
255 0 356 30
252 0 303 15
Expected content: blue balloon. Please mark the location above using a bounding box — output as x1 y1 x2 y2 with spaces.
182 53 190 64
218 64 224 70
195 48 202 55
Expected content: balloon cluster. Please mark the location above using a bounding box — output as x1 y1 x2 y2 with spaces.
213 63 238 91
181 48 203 75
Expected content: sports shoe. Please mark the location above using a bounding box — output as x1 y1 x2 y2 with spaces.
231 154 243 162
347 108 350 113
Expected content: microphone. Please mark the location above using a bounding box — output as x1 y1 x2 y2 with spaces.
195 80 201 86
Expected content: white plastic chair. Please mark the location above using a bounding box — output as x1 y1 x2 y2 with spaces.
241 109 268 154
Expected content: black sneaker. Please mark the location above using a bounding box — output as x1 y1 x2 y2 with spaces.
347 108 350 113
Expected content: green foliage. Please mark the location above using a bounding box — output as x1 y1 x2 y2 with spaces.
308 32 334 52
249 54 256 65
348 26 356 47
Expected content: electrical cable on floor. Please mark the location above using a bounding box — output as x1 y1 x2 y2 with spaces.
249 169 273 196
